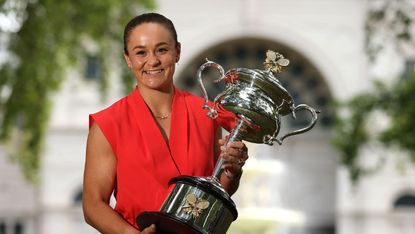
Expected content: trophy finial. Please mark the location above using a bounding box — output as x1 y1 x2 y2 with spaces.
264 50 290 73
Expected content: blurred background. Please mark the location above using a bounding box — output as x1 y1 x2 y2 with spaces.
1 0 414 233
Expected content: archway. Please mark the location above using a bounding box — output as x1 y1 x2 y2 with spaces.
176 37 336 234
176 37 333 128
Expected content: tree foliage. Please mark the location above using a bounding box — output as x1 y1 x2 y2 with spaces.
333 75 415 182
365 0 414 61
0 0 155 182
333 0 415 183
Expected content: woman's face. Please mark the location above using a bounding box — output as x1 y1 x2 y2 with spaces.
124 22 180 92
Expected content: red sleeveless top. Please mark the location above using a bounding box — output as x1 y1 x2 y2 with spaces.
89 87 235 227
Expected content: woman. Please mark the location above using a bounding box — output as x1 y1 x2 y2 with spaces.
82 13 248 234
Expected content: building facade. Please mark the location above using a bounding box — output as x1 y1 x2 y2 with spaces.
1 0 414 234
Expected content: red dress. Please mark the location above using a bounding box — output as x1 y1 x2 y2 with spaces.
89 87 235 227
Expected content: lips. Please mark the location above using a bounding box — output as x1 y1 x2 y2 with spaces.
144 69 163 75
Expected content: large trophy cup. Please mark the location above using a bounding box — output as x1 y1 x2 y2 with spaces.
137 50 319 234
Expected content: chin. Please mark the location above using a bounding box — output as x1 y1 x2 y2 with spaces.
144 82 172 92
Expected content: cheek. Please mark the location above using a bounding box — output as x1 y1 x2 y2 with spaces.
131 59 145 68
162 52 177 64
163 56 176 66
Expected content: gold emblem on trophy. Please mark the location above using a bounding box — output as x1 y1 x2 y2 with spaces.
264 50 290 73
180 194 210 218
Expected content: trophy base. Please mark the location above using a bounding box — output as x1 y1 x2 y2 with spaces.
136 176 237 234
137 211 203 234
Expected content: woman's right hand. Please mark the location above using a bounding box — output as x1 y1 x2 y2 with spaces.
139 224 156 234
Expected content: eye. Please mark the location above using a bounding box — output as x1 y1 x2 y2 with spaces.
135 50 146 56
156 47 169 54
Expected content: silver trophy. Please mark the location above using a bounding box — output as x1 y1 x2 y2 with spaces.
137 50 319 234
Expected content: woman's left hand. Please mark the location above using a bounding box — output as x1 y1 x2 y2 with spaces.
218 139 249 180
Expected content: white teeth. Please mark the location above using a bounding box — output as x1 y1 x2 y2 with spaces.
145 70 162 74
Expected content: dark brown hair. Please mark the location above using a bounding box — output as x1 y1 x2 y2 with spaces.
123 13 178 54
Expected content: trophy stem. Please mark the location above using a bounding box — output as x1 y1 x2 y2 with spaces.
212 116 250 180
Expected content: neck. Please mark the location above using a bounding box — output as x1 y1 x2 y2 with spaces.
137 85 174 117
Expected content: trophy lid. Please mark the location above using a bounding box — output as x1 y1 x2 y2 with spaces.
221 50 294 115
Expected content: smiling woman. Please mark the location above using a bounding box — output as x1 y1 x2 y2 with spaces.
82 13 249 234
123 22 180 94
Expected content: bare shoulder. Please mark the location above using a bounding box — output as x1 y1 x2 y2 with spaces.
85 123 116 180
87 123 113 156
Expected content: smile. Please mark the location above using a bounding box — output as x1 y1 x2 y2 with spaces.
144 69 163 75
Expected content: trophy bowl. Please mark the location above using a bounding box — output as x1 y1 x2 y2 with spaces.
199 50 319 145
213 67 294 143
137 50 319 234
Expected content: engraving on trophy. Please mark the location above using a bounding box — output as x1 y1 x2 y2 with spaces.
180 193 210 219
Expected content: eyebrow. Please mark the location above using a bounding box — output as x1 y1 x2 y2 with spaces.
132 42 170 51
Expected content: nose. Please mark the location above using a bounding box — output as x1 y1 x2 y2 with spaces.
147 53 161 66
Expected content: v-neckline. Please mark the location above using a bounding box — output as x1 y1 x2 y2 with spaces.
131 87 190 178
154 119 170 144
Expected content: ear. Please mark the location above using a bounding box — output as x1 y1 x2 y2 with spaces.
175 42 181 63
123 53 132 68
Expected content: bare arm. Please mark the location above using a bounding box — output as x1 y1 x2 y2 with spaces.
83 123 156 234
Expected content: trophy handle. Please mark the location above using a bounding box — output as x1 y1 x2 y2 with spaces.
197 59 225 119
277 104 319 144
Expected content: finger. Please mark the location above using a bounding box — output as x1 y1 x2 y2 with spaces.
231 147 244 158
223 168 242 180
221 146 245 158
226 141 243 148
218 138 226 146
221 154 245 167
221 161 242 175
227 141 248 153
142 224 156 233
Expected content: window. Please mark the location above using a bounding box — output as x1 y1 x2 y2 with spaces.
14 222 23 234
85 55 101 80
402 59 414 80
0 220 25 234
0 222 5 234
73 189 83 205
394 194 415 209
